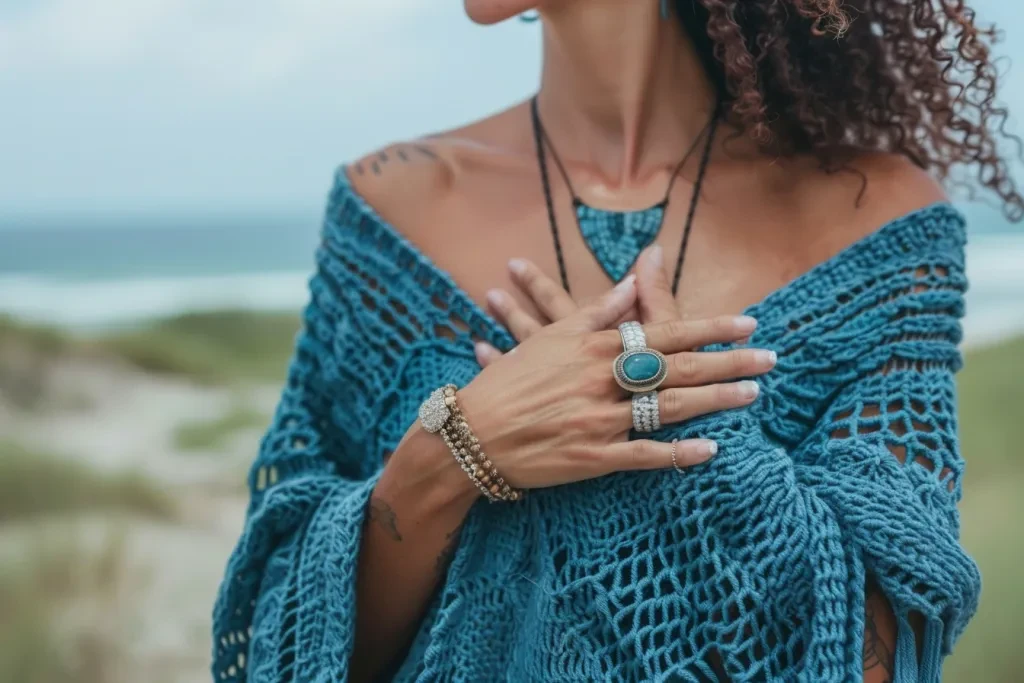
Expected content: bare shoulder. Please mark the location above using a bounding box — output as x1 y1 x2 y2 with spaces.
849 151 947 214
797 151 948 246
344 138 458 231
342 104 527 239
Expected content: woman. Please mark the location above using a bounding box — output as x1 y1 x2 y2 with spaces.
214 1 1018 681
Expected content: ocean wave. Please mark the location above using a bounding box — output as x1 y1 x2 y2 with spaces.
1 237 1021 344
0 271 311 328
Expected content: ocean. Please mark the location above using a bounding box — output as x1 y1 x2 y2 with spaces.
1 214 1022 346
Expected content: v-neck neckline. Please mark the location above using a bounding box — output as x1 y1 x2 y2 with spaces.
331 167 965 350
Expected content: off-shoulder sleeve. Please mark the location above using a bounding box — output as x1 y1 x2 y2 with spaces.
658 221 980 682
212 175 400 682
210 275 372 681
788 248 980 681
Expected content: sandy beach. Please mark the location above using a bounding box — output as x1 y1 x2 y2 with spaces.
0 347 276 681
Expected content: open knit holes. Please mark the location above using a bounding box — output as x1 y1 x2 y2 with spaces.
215 626 252 679
335 236 474 350
827 264 961 492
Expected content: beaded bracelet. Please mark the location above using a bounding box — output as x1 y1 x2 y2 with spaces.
418 385 523 503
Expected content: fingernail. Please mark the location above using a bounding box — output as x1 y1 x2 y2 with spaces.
735 316 758 334
702 440 719 457
739 380 760 400
649 245 664 268
475 342 496 363
756 349 777 366
486 289 505 308
615 274 637 293
508 259 527 276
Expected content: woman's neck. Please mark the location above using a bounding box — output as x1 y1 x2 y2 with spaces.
536 0 716 185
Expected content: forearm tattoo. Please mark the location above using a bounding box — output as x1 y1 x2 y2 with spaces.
352 144 438 176
367 498 402 542
434 529 461 580
863 590 895 682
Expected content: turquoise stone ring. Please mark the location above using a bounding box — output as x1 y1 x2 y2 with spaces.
613 348 668 393
623 352 662 382
617 321 664 432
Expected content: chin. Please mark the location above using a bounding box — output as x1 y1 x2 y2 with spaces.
463 0 541 25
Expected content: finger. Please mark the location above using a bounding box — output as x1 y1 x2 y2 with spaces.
661 347 777 388
474 342 503 368
635 245 677 323
603 438 718 472
658 380 762 423
509 258 578 322
644 314 759 354
486 289 544 342
565 275 637 332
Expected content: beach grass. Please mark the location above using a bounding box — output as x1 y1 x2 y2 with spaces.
0 528 128 683
174 403 269 452
955 335 1024 482
0 310 300 389
946 479 1024 680
944 335 1024 681
92 310 300 385
0 315 73 355
0 440 175 522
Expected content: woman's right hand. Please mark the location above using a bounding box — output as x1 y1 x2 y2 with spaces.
458 276 776 491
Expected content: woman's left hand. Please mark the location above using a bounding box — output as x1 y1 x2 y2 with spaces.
477 245 695 367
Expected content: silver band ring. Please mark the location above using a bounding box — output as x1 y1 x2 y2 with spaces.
631 391 661 433
619 321 647 352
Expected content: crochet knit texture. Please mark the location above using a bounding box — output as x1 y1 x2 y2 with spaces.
213 169 980 682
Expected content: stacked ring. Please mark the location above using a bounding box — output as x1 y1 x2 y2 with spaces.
614 321 667 433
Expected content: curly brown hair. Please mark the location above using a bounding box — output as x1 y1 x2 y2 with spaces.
674 0 1023 219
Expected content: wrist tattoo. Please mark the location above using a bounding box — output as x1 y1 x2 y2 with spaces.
368 498 402 542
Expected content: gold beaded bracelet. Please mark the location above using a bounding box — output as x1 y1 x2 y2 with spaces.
418 384 523 503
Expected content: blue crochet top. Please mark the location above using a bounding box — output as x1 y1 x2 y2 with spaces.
213 169 980 682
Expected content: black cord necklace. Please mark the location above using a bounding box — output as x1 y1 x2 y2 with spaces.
531 97 719 296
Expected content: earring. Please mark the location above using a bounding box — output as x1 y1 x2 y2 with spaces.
660 0 671 19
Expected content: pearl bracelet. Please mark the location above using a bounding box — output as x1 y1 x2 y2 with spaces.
419 384 522 503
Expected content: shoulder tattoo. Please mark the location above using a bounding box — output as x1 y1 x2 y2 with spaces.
352 143 439 177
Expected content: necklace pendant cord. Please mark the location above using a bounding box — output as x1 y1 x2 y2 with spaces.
531 97 720 297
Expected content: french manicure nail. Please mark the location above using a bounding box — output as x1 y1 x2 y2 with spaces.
615 274 637 292
703 440 719 457
486 289 505 307
650 245 664 268
735 316 758 334
740 380 760 400
508 258 527 276
756 349 778 366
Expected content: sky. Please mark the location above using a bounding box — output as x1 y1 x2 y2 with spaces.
0 0 542 217
0 0 1022 223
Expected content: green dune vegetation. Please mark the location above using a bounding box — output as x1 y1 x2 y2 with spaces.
945 335 1024 680
0 440 175 522
0 310 1020 680
0 310 300 395
0 440 174 680
174 403 270 452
